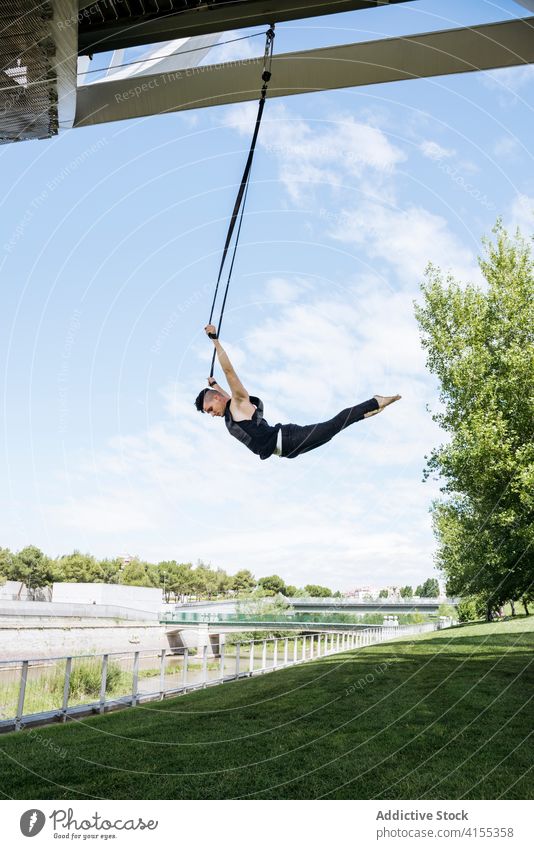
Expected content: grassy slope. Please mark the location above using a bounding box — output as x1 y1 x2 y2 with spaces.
0 617 532 800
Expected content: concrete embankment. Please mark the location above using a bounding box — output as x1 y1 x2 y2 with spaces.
0 618 168 660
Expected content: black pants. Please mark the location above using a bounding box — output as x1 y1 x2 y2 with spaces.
280 397 379 458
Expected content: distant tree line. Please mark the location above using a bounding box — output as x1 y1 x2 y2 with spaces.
0 546 347 602
0 545 449 604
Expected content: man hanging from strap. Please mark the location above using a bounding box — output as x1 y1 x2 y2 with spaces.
196 25 399 459
195 325 401 460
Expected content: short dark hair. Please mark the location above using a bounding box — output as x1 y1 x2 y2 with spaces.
195 388 212 413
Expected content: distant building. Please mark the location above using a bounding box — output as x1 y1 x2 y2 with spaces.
118 552 134 567
52 582 162 614
345 586 379 601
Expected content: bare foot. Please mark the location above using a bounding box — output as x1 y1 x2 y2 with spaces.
364 394 401 418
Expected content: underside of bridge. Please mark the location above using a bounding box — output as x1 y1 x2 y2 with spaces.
77 0 414 55
1 0 533 145
0 0 78 144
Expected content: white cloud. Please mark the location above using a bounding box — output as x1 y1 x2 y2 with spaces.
492 136 521 158
482 65 534 105
455 159 481 176
329 201 479 286
224 103 479 288
507 193 534 235
264 276 311 303
419 140 454 161
222 103 405 202
179 113 199 129
51 491 158 535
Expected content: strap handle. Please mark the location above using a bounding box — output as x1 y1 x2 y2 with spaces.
207 25 275 378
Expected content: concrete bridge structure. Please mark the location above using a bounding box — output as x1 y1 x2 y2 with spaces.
163 597 457 653
168 596 457 617
164 617 376 654
2 2 533 144
164 620 400 655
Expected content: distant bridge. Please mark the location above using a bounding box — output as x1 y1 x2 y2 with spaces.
162 597 457 652
167 596 457 620
161 611 451 654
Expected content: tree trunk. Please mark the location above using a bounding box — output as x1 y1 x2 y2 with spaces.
523 598 530 616
486 601 493 622
510 600 516 617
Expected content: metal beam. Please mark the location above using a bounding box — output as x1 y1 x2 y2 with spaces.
75 16 534 128
0 0 78 143
91 33 222 84
78 1 414 55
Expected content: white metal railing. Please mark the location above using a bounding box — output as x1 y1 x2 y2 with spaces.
0 623 439 733
286 597 458 605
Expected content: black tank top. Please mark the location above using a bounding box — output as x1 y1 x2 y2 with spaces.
224 397 280 460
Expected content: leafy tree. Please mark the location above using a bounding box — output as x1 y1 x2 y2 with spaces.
10 546 55 596
258 575 286 596
158 561 194 601
421 578 440 598
333 590 343 598
438 603 457 619
236 592 290 617
118 559 158 588
400 585 413 598
378 589 389 599
289 586 308 598
155 560 176 603
172 563 194 599
520 590 533 616
98 558 122 583
457 598 479 623
415 223 534 618
193 562 220 598
190 564 208 597
214 568 232 597
0 547 15 584
304 584 333 597
55 551 103 583
231 569 256 595
415 585 424 597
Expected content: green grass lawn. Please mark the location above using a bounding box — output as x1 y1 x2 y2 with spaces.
0 617 532 800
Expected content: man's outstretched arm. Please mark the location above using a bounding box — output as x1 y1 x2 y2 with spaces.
207 376 230 399
205 324 249 401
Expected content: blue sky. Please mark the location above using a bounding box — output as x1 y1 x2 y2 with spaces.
0 0 532 590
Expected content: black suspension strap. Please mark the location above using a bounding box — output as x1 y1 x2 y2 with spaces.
207 24 275 378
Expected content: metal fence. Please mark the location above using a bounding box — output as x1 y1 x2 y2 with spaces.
0 623 438 733
163 613 439 627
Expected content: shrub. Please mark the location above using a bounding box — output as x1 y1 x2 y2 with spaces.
51 660 128 700
457 599 478 622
